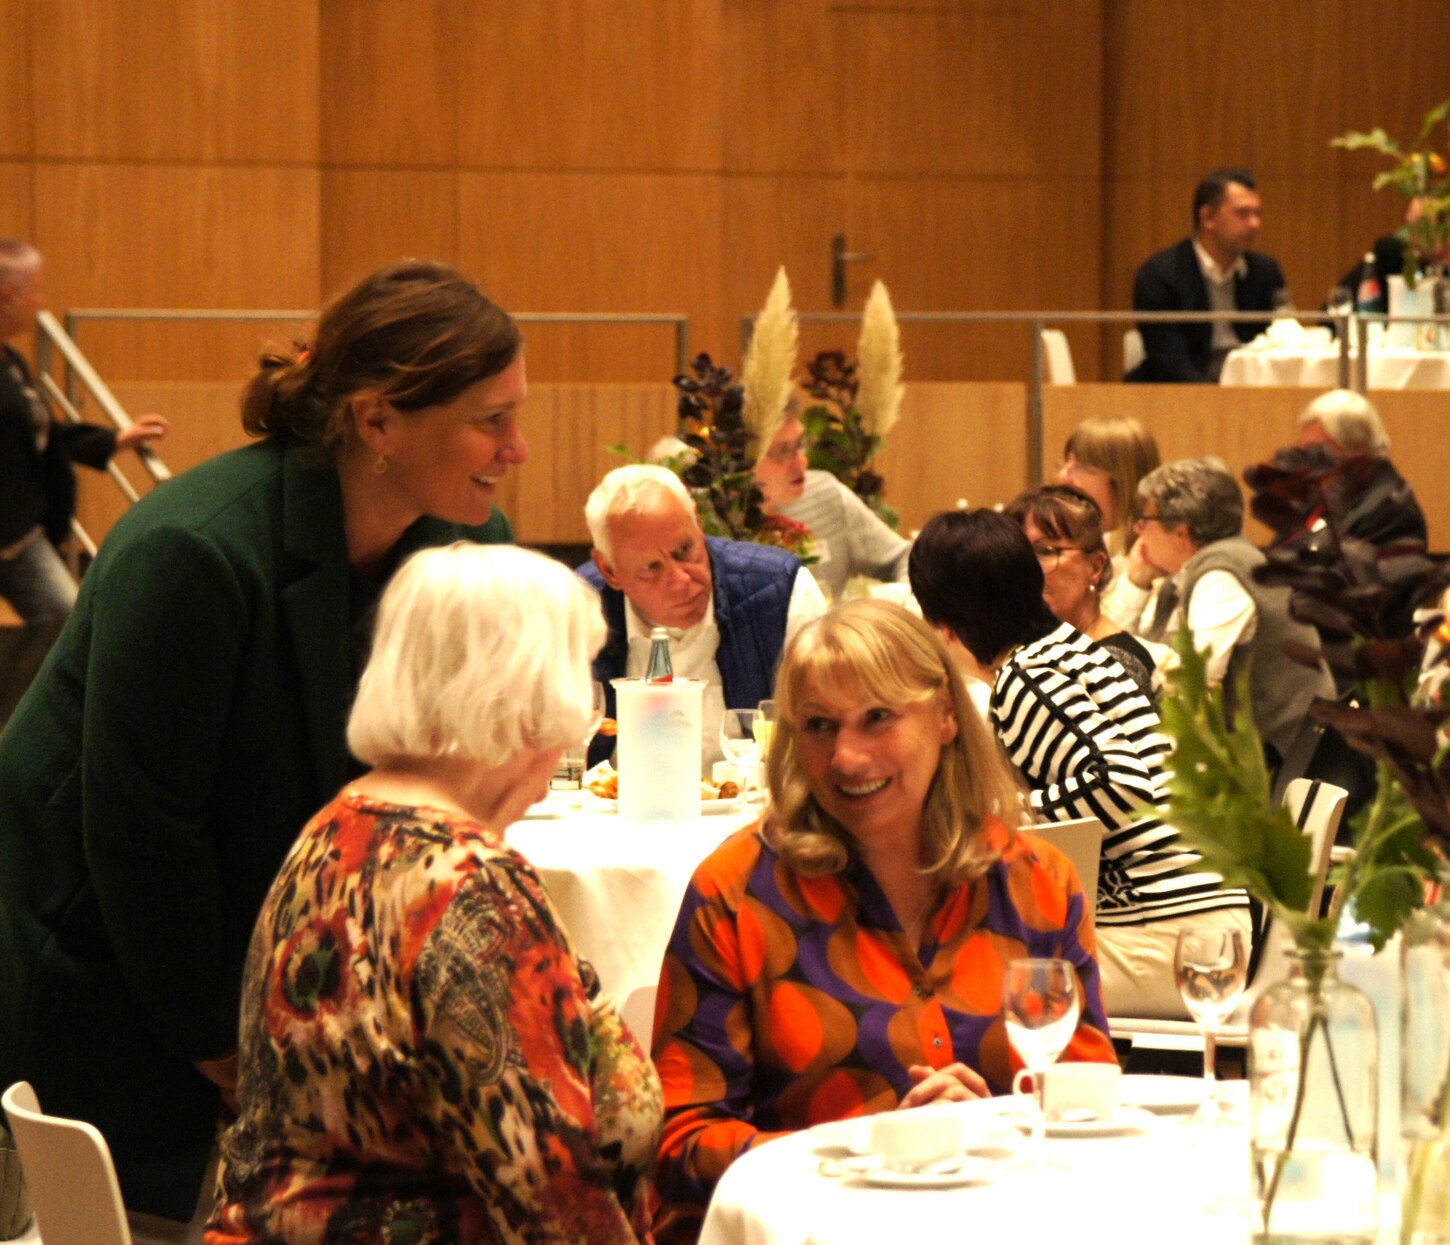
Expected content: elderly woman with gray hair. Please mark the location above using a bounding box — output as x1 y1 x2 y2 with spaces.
1116 456 1333 766
1293 388 1427 547
206 544 660 1245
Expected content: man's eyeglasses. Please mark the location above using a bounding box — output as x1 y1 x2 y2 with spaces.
763 437 805 464
1135 511 1169 529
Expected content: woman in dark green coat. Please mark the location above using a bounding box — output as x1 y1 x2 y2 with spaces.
0 259 528 1229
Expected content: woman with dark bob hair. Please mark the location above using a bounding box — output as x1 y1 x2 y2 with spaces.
0 260 528 1234
652 600 1114 1244
207 544 659 1243
908 509 1249 1020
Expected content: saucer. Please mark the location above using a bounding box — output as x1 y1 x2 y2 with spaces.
861 1160 991 1189
1000 1104 1155 1137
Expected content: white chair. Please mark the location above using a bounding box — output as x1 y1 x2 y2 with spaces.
2 1081 132 1245
620 983 659 1049
1040 328 1076 384
1107 778 1347 1054
1122 328 1145 376
1024 816 1105 920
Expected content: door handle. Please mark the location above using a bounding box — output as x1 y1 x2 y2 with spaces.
831 234 874 307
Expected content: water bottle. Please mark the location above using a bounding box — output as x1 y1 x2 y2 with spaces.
645 627 674 683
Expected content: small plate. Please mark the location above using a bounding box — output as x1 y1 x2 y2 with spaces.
999 1105 1155 1137
1118 1075 1204 1116
861 1160 991 1189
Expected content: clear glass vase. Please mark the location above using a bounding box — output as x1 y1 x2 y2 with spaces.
1402 899 1450 1245
1249 947 1379 1245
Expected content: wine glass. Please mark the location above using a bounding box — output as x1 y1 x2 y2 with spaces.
753 700 777 771
1174 927 1248 1122
1003 957 1081 1167
719 708 762 800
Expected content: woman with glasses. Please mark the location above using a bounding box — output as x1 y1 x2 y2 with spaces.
908 508 1250 1021
1005 484 1159 696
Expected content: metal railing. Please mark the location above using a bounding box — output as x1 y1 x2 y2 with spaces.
63 307 693 385
742 307 1450 487
33 310 172 560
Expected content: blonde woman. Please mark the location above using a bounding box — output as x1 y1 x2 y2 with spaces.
652 600 1113 1243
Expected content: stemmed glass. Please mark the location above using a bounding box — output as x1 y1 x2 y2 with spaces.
1003 957 1081 1168
752 700 778 790
720 708 762 801
1174 927 1248 1122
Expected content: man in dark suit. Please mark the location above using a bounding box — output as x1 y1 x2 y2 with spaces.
1127 168 1290 383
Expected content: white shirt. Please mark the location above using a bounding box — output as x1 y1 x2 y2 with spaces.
1113 568 1257 684
621 568 827 766
1193 238 1248 359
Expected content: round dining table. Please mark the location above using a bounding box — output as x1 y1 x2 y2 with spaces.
507 791 758 1006
696 1080 1401 1245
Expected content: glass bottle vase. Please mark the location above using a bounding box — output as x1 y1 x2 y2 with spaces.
1248 947 1378 1245
1402 898 1450 1245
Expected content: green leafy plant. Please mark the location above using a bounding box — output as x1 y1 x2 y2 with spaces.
800 351 900 531
1332 98 1450 287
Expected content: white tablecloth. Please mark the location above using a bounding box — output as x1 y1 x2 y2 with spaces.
698 1081 1397 1245
506 795 756 1003
1220 345 1450 389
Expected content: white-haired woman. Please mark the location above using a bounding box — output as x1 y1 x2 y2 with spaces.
1294 388 1427 547
207 544 661 1245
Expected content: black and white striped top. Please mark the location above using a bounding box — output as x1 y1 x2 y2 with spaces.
990 622 1246 927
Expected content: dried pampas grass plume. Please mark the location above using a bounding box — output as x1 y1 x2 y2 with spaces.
856 280 904 438
741 266 798 453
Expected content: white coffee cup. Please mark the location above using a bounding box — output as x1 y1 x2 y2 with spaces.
1012 1062 1121 1122
870 1109 968 1171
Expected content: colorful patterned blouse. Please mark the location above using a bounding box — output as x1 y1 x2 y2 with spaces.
652 819 1114 1243
206 791 661 1245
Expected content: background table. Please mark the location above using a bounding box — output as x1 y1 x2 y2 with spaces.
507 796 756 1005
1220 345 1450 389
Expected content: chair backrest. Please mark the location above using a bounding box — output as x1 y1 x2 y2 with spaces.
1023 817 1105 919
1240 779 1349 1010
2 1081 132 1245
1122 328 1145 376
1040 328 1076 384
620 983 659 1050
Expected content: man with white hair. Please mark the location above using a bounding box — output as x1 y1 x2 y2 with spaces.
579 464 826 766
1295 388 1427 547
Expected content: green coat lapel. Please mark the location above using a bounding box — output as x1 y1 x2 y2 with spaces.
278 446 352 796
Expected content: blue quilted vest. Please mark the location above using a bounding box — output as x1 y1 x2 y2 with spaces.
577 537 799 766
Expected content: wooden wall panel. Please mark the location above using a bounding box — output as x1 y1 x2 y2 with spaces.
721 0 842 174
0 0 31 158
848 179 1103 380
319 1 460 167
871 383 1030 531
34 164 320 380
457 1 724 171
843 0 1102 177
455 171 723 382
720 176 848 367
0 161 32 241
320 170 461 293
35 0 318 161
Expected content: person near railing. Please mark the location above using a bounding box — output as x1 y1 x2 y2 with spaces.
0 239 169 622
1126 168 1291 383
0 259 527 1239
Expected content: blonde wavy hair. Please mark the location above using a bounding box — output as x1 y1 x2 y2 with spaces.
764 599 1024 885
